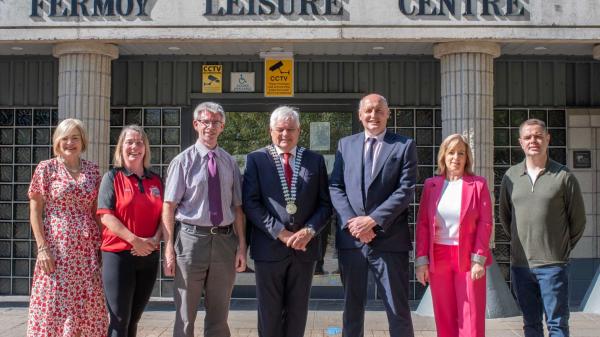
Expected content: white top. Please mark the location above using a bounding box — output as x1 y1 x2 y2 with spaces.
434 179 463 246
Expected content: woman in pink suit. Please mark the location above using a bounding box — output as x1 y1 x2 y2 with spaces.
415 134 493 337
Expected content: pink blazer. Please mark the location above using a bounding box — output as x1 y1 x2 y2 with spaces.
415 175 493 273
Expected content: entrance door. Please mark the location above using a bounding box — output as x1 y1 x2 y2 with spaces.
187 98 358 299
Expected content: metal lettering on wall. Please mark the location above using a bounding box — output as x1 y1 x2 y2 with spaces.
30 0 150 17
399 0 526 17
204 0 344 16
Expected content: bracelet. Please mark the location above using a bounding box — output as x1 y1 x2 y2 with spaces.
37 245 50 253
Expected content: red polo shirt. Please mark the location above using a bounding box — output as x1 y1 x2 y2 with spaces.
97 168 164 252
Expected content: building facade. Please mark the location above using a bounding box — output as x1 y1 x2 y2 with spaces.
0 0 599 305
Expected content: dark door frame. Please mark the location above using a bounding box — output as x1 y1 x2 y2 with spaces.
184 93 365 299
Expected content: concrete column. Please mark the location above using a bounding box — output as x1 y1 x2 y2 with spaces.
418 42 521 319
433 41 500 188
53 42 119 173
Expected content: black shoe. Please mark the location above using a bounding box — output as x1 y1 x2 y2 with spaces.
314 266 326 275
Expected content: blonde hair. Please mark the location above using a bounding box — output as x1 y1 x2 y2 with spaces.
52 118 88 156
436 134 474 176
113 125 151 169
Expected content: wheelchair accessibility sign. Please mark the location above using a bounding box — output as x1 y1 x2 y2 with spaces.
230 72 255 92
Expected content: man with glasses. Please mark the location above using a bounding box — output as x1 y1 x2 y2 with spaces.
499 118 586 337
243 106 331 337
163 102 247 337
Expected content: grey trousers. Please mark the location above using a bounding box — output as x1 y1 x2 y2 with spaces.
173 225 239 337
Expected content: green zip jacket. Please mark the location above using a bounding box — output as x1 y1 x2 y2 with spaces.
499 159 586 268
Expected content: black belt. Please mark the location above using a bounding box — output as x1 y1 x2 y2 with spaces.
181 223 233 235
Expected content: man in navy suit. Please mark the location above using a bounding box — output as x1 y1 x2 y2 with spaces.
330 94 417 337
243 106 332 337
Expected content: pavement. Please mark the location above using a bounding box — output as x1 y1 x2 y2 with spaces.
1 299 599 337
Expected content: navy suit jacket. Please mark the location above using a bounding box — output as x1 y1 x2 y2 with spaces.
329 132 418 252
243 147 332 262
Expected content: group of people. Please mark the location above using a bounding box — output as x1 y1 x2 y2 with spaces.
26 92 585 337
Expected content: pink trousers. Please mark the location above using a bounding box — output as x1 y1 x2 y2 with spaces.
429 244 486 337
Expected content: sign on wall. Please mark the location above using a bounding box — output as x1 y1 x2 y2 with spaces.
264 58 294 97
230 72 255 92
202 64 222 93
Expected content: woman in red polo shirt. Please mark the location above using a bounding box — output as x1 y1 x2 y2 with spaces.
97 125 164 337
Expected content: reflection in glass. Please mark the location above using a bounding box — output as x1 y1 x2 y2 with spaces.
416 109 433 127
33 147 50 163
33 109 51 126
548 110 566 127
529 110 547 122
494 129 510 146
163 109 180 126
0 278 10 294
548 129 566 146
510 148 525 164
109 128 121 146
12 278 30 295
162 128 180 145
13 222 30 239
15 148 31 164
494 148 510 165
417 166 433 184
51 109 58 126
14 203 28 220
396 109 414 127
494 109 509 127
0 186 10 201
15 129 32 145
0 148 12 164
435 109 442 127
33 129 50 145
145 128 161 145
125 109 142 125
549 148 566 165
144 109 161 126
416 129 433 146
0 130 12 145
0 260 9 276
14 165 31 183
0 242 10 257
110 109 124 126
510 109 528 127
417 147 433 165
162 147 179 164
15 109 32 126
0 110 14 126
397 128 414 139
14 185 29 201
150 147 161 165
13 260 29 277
0 166 12 182
13 241 30 258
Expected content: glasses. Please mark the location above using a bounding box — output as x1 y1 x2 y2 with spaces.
197 119 223 128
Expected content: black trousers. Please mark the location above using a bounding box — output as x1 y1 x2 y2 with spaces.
102 250 159 337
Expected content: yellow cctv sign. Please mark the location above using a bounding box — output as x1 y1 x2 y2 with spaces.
202 65 222 93
265 58 294 97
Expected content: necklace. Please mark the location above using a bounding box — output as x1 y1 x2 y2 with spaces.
267 145 304 215
58 156 81 174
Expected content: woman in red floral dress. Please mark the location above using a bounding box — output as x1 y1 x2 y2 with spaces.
27 118 108 337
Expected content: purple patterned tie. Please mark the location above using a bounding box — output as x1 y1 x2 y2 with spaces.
207 151 223 226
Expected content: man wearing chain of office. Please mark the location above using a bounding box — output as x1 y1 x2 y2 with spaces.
242 106 332 337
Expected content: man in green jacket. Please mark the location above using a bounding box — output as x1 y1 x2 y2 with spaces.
499 118 586 337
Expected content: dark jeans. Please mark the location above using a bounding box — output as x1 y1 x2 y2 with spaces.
102 250 159 337
511 264 570 337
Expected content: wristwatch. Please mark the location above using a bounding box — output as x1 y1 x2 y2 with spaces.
305 227 316 236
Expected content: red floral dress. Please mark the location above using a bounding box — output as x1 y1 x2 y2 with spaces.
27 158 108 337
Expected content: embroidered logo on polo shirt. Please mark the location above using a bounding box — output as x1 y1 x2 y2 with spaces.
150 186 160 196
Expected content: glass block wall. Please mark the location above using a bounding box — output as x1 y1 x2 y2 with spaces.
0 108 58 295
492 108 567 287
387 107 443 300
109 107 181 297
